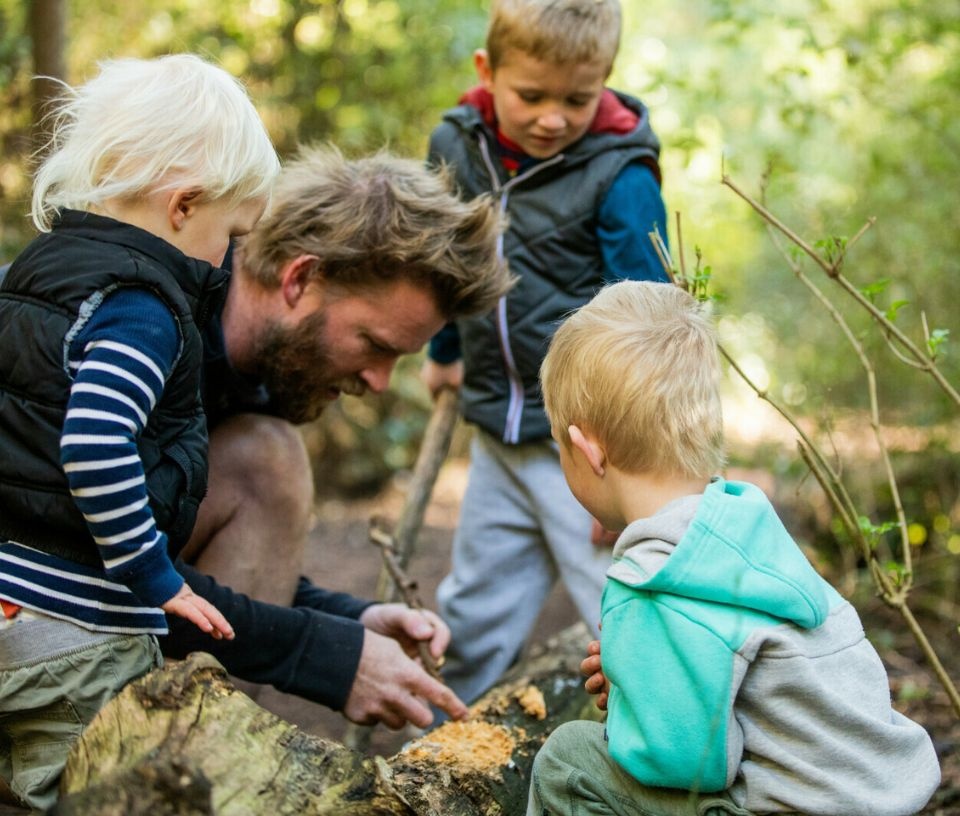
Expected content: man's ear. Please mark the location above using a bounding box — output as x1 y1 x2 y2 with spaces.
278 254 321 308
166 190 201 231
568 424 605 477
474 49 494 91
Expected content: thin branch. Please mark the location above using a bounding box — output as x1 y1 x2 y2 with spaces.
767 235 913 576
369 523 442 680
675 210 687 280
722 173 960 408
796 440 860 556
899 602 960 716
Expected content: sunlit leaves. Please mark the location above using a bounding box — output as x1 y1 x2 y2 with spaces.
926 328 949 361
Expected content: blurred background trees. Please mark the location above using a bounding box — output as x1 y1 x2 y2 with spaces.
1 0 958 577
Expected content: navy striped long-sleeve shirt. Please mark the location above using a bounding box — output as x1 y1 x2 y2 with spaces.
0 287 183 633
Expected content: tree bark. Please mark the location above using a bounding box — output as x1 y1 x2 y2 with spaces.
28 0 67 150
54 623 598 815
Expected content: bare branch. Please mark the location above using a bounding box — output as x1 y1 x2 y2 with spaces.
369 523 442 680
722 173 960 408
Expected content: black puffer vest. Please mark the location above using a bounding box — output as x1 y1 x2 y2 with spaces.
0 210 228 565
429 90 661 443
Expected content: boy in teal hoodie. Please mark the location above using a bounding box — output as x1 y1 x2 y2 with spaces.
528 281 940 816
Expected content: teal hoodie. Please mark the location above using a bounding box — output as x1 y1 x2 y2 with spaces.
601 478 939 815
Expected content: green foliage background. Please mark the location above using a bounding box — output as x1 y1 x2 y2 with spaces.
1 0 958 496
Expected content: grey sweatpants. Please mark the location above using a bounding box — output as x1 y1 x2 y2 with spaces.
436 430 609 707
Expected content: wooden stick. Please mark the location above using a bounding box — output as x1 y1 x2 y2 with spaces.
375 387 460 600
369 523 442 680
343 388 460 750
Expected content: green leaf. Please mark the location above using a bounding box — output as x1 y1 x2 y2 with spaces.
926 328 949 360
884 299 909 322
814 235 848 263
859 278 891 302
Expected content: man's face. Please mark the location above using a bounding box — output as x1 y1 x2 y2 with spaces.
248 278 445 424
476 48 608 159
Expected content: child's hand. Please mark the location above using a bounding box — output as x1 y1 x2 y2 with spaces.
161 584 234 640
580 639 610 711
590 518 619 548
420 359 463 398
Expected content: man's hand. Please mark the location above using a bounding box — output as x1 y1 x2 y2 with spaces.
162 583 235 640
344 607 468 729
420 359 463 398
581 638 609 711
359 603 450 661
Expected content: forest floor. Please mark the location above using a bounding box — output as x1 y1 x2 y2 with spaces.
254 457 960 816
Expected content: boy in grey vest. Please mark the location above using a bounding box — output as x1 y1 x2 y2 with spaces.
421 0 669 708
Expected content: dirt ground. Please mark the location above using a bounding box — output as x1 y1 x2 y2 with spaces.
253 459 960 815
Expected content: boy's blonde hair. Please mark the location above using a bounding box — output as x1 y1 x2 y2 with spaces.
31 53 279 232
240 143 513 320
541 281 726 479
486 0 621 71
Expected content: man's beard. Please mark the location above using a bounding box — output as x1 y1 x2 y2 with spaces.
247 309 366 424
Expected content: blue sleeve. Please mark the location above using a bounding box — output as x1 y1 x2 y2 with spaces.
428 322 462 364
62 286 184 607
597 162 670 284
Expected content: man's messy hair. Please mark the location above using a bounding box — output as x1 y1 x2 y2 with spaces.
241 144 513 320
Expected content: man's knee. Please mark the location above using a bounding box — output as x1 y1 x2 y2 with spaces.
211 414 314 516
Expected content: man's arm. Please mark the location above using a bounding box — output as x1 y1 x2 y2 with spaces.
168 563 468 725
167 561 365 710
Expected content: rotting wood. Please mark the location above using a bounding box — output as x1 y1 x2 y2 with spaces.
54 623 598 815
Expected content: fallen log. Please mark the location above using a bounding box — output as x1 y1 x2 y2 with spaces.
54 623 599 815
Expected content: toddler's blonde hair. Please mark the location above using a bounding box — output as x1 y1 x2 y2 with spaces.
32 53 279 232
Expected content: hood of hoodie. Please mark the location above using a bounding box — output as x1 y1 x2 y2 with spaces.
458 85 640 136
607 478 834 630
449 85 661 184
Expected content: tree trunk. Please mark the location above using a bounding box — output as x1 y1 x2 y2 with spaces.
28 0 67 150
54 624 598 815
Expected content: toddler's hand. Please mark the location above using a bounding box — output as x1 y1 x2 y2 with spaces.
580 639 609 711
162 584 234 640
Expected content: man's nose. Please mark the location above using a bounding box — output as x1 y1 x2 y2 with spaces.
361 359 396 393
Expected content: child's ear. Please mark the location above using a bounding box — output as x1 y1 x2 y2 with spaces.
568 424 605 477
474 49 494 91
167 190 202 231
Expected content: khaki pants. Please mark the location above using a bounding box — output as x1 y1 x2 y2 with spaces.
0 627 161 811
527 721 757 816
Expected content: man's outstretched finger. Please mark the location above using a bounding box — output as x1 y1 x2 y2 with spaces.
422 678 468 722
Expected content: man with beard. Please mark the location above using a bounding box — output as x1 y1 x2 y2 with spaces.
163 145 512 728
